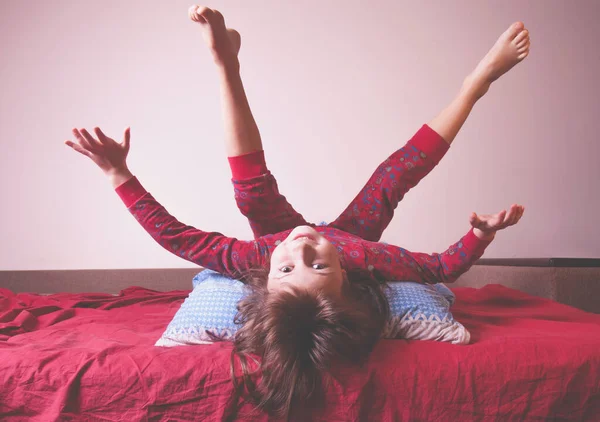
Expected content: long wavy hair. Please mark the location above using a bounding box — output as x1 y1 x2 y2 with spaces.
223 266 389 421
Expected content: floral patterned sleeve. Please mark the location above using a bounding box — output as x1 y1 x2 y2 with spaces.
367 228 493 284
115 176 265 277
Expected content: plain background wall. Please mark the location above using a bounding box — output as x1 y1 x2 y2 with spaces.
1 0 598 271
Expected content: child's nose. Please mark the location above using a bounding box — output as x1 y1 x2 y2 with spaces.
292 242 316 265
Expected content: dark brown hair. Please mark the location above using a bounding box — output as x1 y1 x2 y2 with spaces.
224 268 389 421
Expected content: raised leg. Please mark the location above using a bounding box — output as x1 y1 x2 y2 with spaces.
429 22 530 145
190 6 310 238
328 124 449 241
329 22 531 241
231 166 312 239
189 5 260 156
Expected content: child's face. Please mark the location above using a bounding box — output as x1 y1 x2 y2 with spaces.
268 226 345 296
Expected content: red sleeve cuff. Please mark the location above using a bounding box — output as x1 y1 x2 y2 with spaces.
462 227 494 257
227 150 268 180
115 176 148 208
410 124 450 164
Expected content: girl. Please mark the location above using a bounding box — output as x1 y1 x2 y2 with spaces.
65 5 529 420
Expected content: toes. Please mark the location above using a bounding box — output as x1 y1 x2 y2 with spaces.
196 6 225 26
513 29 531 47
507 21 525 40
193 6 215 23
189 5 206 23
518 35 530 47
517 41 530 54
513 29 529 45
190 6 230 35
517 50 529 60
517 40 531 53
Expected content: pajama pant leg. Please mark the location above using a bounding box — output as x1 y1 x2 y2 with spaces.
232 172 312 239
328 124 450 241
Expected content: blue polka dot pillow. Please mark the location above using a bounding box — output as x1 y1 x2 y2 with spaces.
155 270 470 347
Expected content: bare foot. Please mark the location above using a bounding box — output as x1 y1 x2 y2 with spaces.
188 5 241 67
466 22 531 98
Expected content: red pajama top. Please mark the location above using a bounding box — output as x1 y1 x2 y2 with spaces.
115 124 493 284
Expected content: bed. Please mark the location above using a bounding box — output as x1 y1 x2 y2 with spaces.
1 261 599 421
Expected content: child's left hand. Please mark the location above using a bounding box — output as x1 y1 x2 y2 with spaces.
470 204 525 235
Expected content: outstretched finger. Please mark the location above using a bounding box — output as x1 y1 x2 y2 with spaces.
512 206 525 225
506 204 522 226
79 128 103 151
469 212 477 224
65 140 93 158
470 212 482 228
72 128 94 151
122 127 131 150
490 209 505 226
507 206 519 226
501 205 518 226
94 127 113 145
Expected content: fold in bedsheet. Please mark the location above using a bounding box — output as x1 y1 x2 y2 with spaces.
1 285 599 421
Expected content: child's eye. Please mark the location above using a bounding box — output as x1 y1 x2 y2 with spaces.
280 266 293 273
312 263 326 270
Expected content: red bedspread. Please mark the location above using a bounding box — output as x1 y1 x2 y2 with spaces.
1 284 599 421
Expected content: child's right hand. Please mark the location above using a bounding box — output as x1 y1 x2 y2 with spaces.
470 204 525 240
65 127 131 175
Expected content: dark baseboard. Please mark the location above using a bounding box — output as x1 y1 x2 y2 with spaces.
475 258 600 267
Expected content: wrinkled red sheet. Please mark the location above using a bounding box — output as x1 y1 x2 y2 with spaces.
1 284 599 421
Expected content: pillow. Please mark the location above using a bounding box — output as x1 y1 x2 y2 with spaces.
155 270 470 347
383 281 469 344
155 271 244 347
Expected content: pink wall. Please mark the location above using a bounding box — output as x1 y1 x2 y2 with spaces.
1 0 598 270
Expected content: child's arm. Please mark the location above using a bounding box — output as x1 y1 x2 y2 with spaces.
371 204 525 283
114 174 261 276
394 227 494 284
65 127 263 277
416 204 525 283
